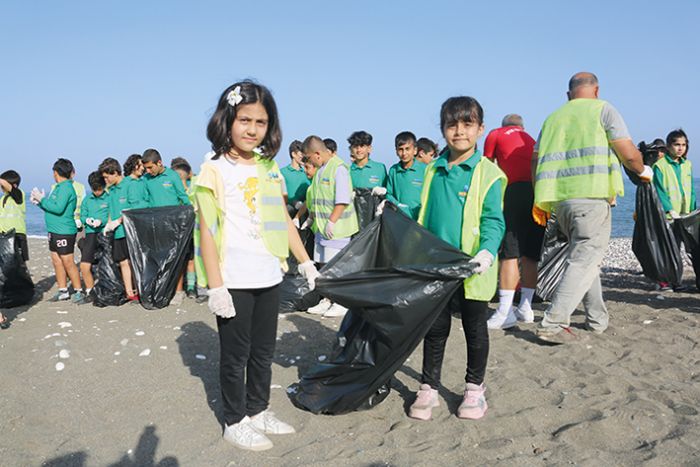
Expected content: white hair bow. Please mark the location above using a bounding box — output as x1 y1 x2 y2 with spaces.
227 86 243 107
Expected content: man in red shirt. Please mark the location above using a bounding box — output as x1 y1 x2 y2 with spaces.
484 114 544 329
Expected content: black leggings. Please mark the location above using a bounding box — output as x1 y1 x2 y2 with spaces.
421 288 490 388
217 285 279 426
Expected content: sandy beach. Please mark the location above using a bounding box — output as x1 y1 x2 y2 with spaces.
1 237 699 466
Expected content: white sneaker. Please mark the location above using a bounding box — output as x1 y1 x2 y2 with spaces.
487 307 517 329
250 410 295 435
223 416 273 451
170 291 186 307
306 298 331 315
323 303 348 318
514 306 534 323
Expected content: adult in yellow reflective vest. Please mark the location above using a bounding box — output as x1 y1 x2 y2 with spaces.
653 129 695 219
0 170 29 262
532 72 652 344
408 96 505 422
302 135 359 318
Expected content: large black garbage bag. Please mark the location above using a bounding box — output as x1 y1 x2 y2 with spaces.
632 183 683 284
0 230 34 308
288 207 476 415
353 188 383 230
536 216 568 302
123 206 195 309
673 210 700 289
92 232 128 307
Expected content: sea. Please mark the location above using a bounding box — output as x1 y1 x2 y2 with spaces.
23 179 700 238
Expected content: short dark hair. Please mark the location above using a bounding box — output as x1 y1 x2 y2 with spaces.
171 156 192 174
142 148 162 164
53 158 74 179
0 170 21 187
347 131 372 147
440 96 484 133
323 138 337 153
207 80 282 160
416 137 438 155
666 129 689 157
123 154 142 176
288 140 303 157
395 131 417 148
98 157 122 176
301 135 326 154
88 171 106 192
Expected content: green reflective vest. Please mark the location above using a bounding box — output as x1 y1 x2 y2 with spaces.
0 189 26 235
534 99 624 212
73 181 86 220
310 156 359 239
418 157 506 300
654 156 693 214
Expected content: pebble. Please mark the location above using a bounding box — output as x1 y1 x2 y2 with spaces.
159 346 167 350
18 318 26 322
270 384 282 389
643 319 654 324
57 311 68 314
114 351 120 356
120 339 129 346
55 362 65 371
139 349 151 357
57 322 72 329
135 331 145 336
58 349 70 359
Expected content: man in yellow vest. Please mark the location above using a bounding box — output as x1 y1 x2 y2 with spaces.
532 72 652 344
302 135 359 318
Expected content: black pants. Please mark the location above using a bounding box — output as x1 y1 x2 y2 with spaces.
421 287 490 389
217 285 279 426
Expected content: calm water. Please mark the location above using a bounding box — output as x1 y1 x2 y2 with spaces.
24 179 700 238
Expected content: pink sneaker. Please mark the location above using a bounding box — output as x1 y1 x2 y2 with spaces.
457 383 488 419
408 384 439 420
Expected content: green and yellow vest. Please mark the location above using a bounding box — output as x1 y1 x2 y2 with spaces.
0 189 26 235
310 156 359 239
654 156 693 214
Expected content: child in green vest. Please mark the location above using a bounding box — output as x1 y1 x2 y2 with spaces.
196 81 319 452
653 129 695 219
0 170 29 262
78 171 110 302
410 97 505 421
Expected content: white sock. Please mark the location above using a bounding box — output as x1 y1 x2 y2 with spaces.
519 288 535 312
497 289 515 315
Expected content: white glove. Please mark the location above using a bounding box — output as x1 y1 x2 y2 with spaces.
292 217 301 229
375 199 386 217
298 260 321 290
372 186 387 196
324 220 335 239
207 286 236 318
75 218 83 230
638 165 653 183
103 219 120 234
30 188 45 204
669 210 680 219
469 250 494 275
300 217 312 230
91 218 102 227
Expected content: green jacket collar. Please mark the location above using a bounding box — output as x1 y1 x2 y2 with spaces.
434 150 482 171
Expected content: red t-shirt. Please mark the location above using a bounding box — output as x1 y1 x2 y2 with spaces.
483 126 536 184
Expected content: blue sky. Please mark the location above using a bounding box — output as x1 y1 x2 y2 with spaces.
2 0 698 190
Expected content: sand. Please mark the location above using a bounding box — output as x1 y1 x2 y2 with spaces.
1 238 699 466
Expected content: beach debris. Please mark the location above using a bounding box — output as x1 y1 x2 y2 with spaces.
173 326 180 331
139 349 151 357
57 322 72 328
114 351 120 356
286 386 298 394
18 317 26 322
58 349 70 359
643 319 654 324
57 311 68 314
656 295 665 300
270 384 282 389
108 320 118 323
159 346 167 350
318 355 327 362
195 354 206 360
135 331 145 336
120 339 129 346
55 362 65 371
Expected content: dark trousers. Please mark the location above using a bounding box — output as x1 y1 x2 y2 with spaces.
421 288 490 389
217 285 279 426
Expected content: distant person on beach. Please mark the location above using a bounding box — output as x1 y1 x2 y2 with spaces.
323 138 338 156
483 114 543 329
410 96 505 421
651 138 667 161
280 140 310 226
123 154 150 209
416 137 439 164
348 130 388 190
0 170 29 262
303 135 359 318
32 158 85 303
100 157 139 303
653 129 694 219
383 131 427 220
196 81 319 451
532 72 651 344
171 156 198 299
78 171 110 303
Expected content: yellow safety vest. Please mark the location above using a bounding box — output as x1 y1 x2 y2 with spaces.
418 158 506 300
0 189 26 235
654 156 693 214
310 156 359 239
534 99 624 212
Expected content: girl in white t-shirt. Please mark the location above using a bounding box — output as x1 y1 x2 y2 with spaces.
196 81 319 452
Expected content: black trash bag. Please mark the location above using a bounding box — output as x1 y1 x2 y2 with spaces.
92 232 128 307
536 216 568 302
123 206 195 309
632 183 683 285
353 188 383 230
673 210 700 289
0 230 34 308
288 207 476 415
625 140 665 186
279 228 320 313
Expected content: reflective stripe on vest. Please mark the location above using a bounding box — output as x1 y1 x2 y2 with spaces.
255 157 289 259
534 99 624 212
654 157 693 214
418 157 506 301
310 156 359 238
0 190 27 235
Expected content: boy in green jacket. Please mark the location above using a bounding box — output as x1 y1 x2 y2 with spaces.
78 171 110 301
142 149 191 208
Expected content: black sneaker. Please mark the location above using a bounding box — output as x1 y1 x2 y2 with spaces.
186 288 197 299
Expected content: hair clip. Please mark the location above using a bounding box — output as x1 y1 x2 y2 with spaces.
227 86 243 107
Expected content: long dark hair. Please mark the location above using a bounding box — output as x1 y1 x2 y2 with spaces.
206 80 282 160
666 129 689 158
